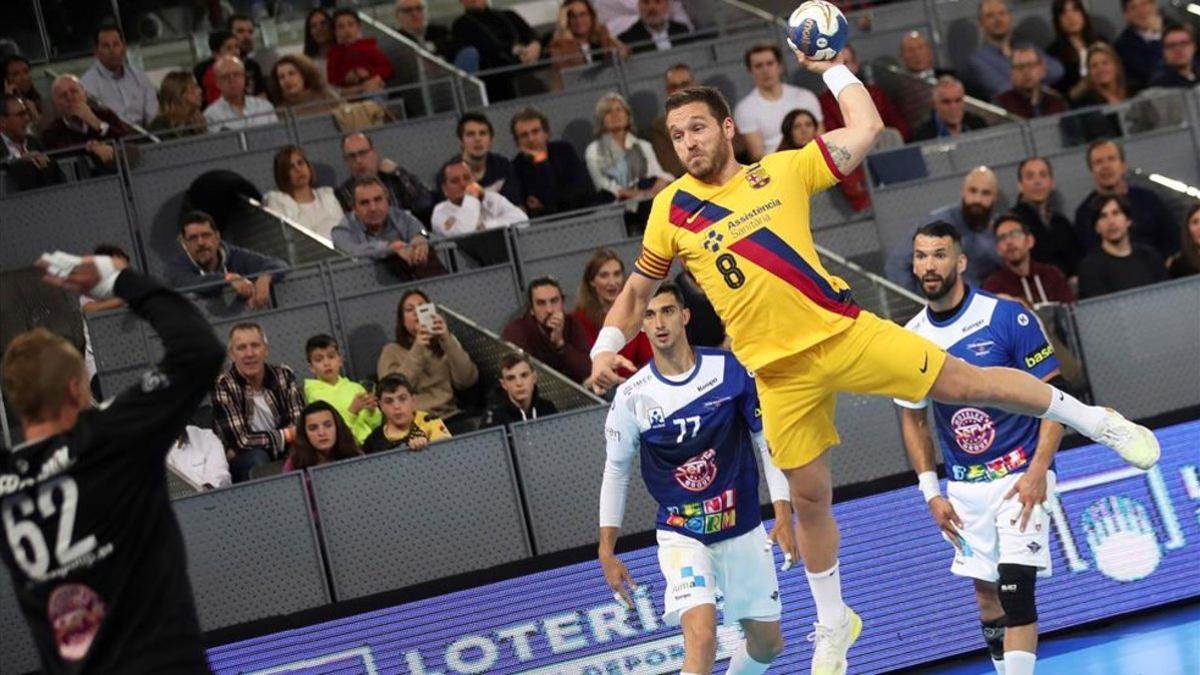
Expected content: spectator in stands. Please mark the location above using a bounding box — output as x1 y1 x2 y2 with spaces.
993 46 1069 118
1148 24 1197 89
2 54 43 126
548 0 629 78
264 145 345 242
451 0 542 99
214 322 305 482
502 277 592 384
1011 156 1083 278
1071 43 1130 107
1074 139 1176 257
675 266 727 348
1166 204 1200 279
776 109 821 151
441 112 523 206
228 13 271 97
900 30 943 82
363 374 451 453
396 0 459 63
337 131 434 224
196 30 245 106
510 106 598 217
983 213 1075 305
267 54 340 115
81 25 158 128
483 352 558 426
966 0 1064 100
304 8 336 74
328 10 394 96
377 289 479 430
282 400 363 472
204 56 279 131
819 44 909 140
597 0 693 37
1114 0 1163 89
586 92 672 211
433 160 527 238
165 210 286 305
147 71 206 137
333 177 444 278
43 74 129 169
1077 194 1166 298
1046 0 1103 100
618 0 694 54
0 94 64 191
304 334 381 444
894 31 948 131
734 43 822 161
886 166 1003 292
912 75 988 141
573 249 653 375
168 425 232 490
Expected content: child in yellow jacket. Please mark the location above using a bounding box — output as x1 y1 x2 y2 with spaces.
303 334 381 443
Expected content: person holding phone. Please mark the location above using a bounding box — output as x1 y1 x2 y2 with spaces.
376 289 480 433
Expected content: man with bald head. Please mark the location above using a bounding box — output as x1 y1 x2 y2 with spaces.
42 74 131 167
887 166 1003 292
202 55 278 131
912 75 989 141
966 0 1063 99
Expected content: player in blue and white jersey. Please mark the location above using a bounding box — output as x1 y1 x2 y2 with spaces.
598 283 797 675
896 220 1065 675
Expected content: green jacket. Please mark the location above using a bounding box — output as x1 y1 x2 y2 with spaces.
304 376 382 443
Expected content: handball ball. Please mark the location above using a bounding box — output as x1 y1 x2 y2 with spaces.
787 0 849 61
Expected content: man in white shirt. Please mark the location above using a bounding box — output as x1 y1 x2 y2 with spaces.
733 43 822 160
432 160 527 239
168 425 232 490
80 25 158 128
203 56 278 131
596 0 692 39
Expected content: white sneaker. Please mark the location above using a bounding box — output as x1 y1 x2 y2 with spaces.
807 606 862 675
1095 409 1161 470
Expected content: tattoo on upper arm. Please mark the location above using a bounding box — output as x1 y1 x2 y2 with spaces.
826 142 854 174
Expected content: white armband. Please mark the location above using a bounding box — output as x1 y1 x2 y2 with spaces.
590 326 627 359
822 64 862 100
918 471 941 503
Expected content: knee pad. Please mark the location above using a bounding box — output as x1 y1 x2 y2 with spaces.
997 564 1038 627
980 617 1006 660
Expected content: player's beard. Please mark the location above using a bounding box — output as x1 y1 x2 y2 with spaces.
920 266 959 301
686 139 730 183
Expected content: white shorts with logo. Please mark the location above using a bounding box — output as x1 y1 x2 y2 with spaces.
946 470 1057 582
656 526 781 626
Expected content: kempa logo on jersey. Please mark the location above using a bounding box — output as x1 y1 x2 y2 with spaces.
1024 343 1055 369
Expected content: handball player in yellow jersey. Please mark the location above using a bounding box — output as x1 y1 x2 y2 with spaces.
588 48 1160 675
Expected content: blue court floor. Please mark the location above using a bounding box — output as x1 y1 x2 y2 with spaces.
912 602 1200 675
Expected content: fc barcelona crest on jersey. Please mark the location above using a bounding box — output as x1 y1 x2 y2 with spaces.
746 164 771 189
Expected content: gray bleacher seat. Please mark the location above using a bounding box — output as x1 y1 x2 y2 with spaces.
0 563 39 674
481 81 618 159
308 428 532 599
293 111 343 143
0 176 137 272
520 237 647 309
512 208 629 262
174 473 331 630
1074 277 1200 420
624 59 757 133
300 112 460 188
1122 127 1200 187
560 62 622 90
623 40 717 81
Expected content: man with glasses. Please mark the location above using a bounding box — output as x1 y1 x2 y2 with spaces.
202 56 278 131
913 75 989 141
993 46 1068 119
336 131 434 226
0 93 64 191
1148 23 1198 88
965 0 1062 99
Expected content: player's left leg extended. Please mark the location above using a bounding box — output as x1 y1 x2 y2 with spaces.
717 527 786 674
679 604 719 675
973 581 1008 675
731 620 785 675
997 564 1039 675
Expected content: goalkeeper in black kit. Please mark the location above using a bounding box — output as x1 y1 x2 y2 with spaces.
0 252 224 673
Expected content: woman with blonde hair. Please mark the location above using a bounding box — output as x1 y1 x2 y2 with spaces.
267 54 340 115
572 248 653 375
1071 43 1130 108
585 92 672 210
147 71 206 136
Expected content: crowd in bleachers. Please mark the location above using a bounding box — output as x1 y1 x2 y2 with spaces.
2 0 1198 491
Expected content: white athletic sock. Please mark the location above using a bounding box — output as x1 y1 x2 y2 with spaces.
991 657 1007 675
726 642 771 675
1004 651 1036 675
1043 387 1105 438
805 561 847 626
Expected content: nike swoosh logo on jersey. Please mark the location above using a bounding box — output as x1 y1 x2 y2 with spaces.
919 352 929 373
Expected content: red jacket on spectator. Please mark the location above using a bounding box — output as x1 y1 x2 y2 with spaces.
42 106 131 150
819 85 910 141
982 261 1075 306
573 309 654 377
327 38 395 87
501 313 592 384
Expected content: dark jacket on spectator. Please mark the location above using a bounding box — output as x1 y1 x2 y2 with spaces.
42 106 131 150
452 7 537 70
163 242 287 294
911 110 989 141
1114 26 1162 89
337 166 434 225
500 313 592 383
0 132 65 191
401 24 458 62
1074 187 1177 257
993 87 1069 118
983 261 1075 305
1012 199 1084 278
1077 243 1166 299
483 387 558 427
1147 67 1199 89
676 270 726 348
212 362 305 460
617 20 695 55
511 140 596 217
